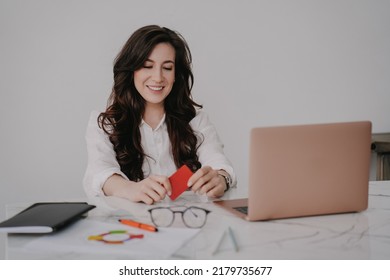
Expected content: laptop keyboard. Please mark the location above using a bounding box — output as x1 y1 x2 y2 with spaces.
234 206 248 214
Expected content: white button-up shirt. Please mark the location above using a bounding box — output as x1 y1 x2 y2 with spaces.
83 109 236 200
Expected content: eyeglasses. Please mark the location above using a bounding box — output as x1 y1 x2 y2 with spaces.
148 206 211 228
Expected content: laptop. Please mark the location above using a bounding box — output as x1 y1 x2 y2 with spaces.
214 121 372 221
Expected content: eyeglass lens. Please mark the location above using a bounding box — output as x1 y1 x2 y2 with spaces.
182 207 208 228
150 207 174 227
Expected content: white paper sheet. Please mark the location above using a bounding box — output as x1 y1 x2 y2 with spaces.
23 219 200 259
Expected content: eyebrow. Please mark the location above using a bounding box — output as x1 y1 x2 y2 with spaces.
145 59 175 64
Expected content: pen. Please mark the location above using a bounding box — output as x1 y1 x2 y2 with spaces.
119 219 158 232
227 226 239 252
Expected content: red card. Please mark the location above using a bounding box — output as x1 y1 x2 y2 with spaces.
169 165 193 201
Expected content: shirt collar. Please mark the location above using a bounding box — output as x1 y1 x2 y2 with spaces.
140 114 166 131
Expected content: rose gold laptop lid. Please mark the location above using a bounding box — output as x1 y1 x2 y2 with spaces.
215 121 372 221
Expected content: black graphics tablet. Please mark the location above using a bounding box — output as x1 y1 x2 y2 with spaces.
0 202 96 233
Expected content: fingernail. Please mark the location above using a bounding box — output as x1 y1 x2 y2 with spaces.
187 181 192 187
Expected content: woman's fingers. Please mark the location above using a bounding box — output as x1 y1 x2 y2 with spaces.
136 175 172 204
150 175 172 196
188 166 225 197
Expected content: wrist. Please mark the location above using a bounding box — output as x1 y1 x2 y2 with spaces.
218 170 232 192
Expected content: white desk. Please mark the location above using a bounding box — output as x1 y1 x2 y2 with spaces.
4 181 390 259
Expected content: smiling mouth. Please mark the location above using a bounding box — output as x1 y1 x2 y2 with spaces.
147 85 164 91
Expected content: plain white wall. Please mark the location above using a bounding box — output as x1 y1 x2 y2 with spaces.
1 0 390 257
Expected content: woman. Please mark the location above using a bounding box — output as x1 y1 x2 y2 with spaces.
83 25 236 204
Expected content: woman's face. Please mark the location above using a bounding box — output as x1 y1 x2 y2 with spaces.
134 43 176 108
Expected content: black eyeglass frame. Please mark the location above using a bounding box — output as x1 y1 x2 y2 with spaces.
148 206 211 228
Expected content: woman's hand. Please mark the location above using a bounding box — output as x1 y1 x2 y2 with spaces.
187 166 227 198
103 174 172 205
132 175 172 204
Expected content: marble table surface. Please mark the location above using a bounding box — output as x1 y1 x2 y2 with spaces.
4 181 390 260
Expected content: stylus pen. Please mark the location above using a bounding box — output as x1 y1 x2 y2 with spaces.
228 226 239 252
212 229 226 255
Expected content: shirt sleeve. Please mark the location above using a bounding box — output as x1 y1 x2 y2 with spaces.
190 110 237 187
82 111 129 201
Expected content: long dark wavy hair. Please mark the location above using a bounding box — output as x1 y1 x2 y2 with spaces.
98 25 203 181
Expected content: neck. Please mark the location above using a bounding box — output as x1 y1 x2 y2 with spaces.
143 103 165 129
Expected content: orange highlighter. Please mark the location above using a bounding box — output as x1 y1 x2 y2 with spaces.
119 219 158 232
